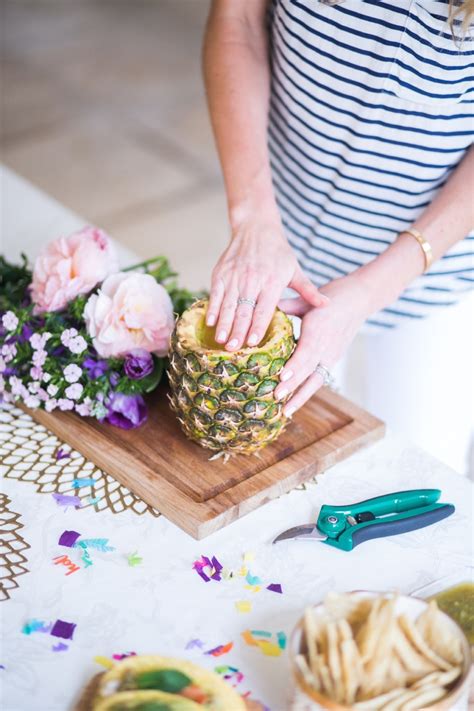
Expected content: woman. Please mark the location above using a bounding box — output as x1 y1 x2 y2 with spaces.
203 0 474 473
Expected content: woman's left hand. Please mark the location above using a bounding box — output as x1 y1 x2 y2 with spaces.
274 274 372 416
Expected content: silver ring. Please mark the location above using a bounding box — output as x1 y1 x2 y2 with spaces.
314 363 334 387
237 297 257 309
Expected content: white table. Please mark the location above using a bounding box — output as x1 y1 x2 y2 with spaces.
1 167 473 711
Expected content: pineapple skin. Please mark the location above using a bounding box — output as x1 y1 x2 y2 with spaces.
168 299 295 455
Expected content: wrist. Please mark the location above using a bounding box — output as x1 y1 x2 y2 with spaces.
228 166 280 233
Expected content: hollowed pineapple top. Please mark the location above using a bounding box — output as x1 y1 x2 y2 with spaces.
168 299 295 455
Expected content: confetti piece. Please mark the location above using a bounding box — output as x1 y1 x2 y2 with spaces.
78 544 93 568
256 640 282 657
205 642 233 657
214 666 244 685
72 477 96 488
243 551 255 564
52 554 81 575
52 493 81 509
185 639 205 650
112 652 136 660
266 583 283 594
0 665 5 670
56 448 70 460
58 530 81 548
50 619 76 640
22 619 51 635
244 585 261 593
74 538 114 552
88 496 102 505
193 555 223 582
94 656 114 669
277 631 287 650
241 630 258 647
235 600 252 613
251 630 272 638
127 552 142 567
237 566 248 577
52 643 68 652
245 572 262 586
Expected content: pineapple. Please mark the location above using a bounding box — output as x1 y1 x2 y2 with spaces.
168 299 295 455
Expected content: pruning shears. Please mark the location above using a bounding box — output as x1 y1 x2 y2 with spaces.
273 489 455 552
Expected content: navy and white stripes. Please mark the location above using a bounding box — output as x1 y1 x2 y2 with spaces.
268 0 474 328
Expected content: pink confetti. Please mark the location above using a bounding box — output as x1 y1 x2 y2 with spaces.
112 652 137 660
193 555 223 582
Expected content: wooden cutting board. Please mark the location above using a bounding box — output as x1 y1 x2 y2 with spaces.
22 387 384 539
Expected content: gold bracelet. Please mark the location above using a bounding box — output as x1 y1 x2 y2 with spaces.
401 228 433 272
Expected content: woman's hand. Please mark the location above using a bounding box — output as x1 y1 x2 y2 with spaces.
206 213 328 351
274 274 372 416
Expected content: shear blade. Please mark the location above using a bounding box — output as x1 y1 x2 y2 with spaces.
272 524 326 544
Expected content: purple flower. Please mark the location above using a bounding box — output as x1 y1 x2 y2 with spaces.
83 357 108 379
18 322 34 343
105 392 147 430
109 371 120 387
124 349 154 380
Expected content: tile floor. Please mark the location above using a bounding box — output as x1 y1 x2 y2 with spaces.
1 0 228 290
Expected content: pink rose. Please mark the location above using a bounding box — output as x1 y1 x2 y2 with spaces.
84 272 174 358
31 227 119 313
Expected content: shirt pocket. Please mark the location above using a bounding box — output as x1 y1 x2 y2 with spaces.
384 1 474 107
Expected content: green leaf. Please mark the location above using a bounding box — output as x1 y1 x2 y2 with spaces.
135 669 192 693
0 254 32 310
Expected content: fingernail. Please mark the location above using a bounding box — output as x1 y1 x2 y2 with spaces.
227 338 238 349
207 314 216 326
248 333 258 346
276 388 288 401
280 368 293 382
284 406 296 418
217 330 227 342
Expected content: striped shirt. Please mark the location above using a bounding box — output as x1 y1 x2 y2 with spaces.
268 0 474 328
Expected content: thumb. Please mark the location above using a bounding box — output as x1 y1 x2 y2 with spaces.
290 268 330 307
278 296 312 317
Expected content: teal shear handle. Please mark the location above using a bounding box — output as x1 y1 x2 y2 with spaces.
317 489 455 552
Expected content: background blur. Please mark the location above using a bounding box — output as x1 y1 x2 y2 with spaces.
2 0 228 291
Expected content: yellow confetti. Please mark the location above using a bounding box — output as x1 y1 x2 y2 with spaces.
243 551 255 564
257 640 282 657
237 566 248 577
235 600 252 613
244 584 261 593
94 656 114 669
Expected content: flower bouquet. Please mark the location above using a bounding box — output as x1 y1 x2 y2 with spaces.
0 227 201 429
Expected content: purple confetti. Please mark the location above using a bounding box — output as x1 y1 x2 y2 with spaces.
52 642 68 652
266 583 283 594
56 449 70 461
192 555 223 583
185 638 204 650
50 619 76 640
58 530 81 548
52 493 81 509
112 651 137 660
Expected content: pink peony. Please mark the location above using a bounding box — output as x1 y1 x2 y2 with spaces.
84 272 174 358
31 226 119 314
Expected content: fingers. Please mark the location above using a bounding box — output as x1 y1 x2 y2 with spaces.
277 296 312 317
290 268 330 308
274 328 322 402
283 370 325 417
245 285 282 348
206 276 225 327
225 294 259 351
215 286 239 344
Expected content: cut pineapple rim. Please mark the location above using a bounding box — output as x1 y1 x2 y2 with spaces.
177 300 293 356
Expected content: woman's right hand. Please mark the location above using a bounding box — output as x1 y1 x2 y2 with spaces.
206 211 329 352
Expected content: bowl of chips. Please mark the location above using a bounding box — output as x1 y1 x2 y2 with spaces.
289 592 472 711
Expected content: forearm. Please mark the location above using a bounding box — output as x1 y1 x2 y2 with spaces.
357 146 474 314
203 0 278 227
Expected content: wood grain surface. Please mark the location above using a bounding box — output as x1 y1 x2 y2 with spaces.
22 386 385 539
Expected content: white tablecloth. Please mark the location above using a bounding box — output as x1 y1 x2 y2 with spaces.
1 167 473 711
